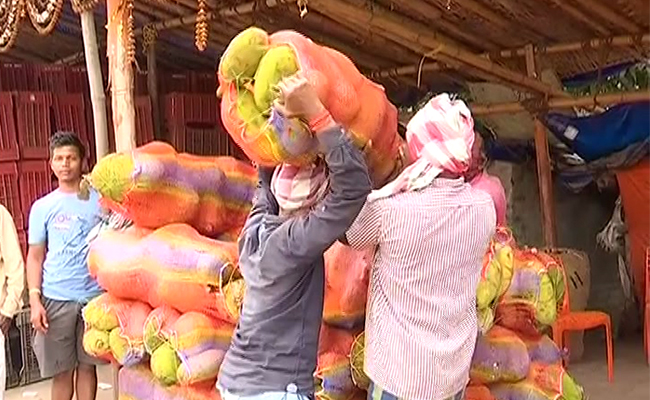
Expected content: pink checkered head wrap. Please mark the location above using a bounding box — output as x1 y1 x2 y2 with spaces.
368 93 475 201
271 159 329 213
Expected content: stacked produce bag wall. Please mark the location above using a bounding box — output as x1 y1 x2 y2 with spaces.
84 27 588 400
85 140 257 399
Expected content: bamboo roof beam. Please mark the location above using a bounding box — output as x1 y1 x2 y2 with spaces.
290 11 421 64
545 0 611 36
311 0 565 97
445 0 549 42
373 33 650 78
470 90 650 115
132 0 288 35
571 0 642 33
388 0 499 51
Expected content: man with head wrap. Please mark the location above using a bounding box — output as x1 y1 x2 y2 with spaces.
217 74 372 400
343 94 497 400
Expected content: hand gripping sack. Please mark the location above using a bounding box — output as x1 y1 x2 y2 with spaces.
88 141 256 237
119 364 221 400
323 242 371 329
218 27 401 187
145 310 235 386
470 326 531 384
88 224 242 323
82 294 152 366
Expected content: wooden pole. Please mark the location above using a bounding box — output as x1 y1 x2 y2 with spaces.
107 0 136 152
146 40 161 140
79 11 109 160
470 90 650 115
525 44 557 247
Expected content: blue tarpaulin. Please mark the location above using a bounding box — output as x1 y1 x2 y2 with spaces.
544 102 650 162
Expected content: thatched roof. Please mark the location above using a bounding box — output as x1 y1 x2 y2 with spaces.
2 0 649 101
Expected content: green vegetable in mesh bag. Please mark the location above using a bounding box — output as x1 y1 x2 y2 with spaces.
536 272 558 326
236 89 267 132
151 342 181 386
477 253 502 310
477 306 495 335
219 27 270 82
253 45 300 112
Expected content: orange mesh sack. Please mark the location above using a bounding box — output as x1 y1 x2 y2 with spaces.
316 325 360 400
144 310 235 387
119 364 221 400
490 362 585 400
88 141 256 237
218 27 401 187
323 242 371 329
88 224 243 323
82 293 152 366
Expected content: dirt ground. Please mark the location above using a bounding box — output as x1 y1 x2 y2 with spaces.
6 334 649 400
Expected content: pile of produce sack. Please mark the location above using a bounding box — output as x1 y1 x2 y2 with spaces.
87 141 257 238
218 27 402 187
82 294 152 366
144 308 235 386
87 223 242 322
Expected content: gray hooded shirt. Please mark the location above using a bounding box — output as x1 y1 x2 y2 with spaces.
217 126 372 397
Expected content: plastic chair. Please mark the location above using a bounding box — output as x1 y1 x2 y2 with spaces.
643 247 650 365
550 252 614 383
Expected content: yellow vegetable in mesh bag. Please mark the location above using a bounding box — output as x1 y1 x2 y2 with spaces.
253 45 299 112
151 342 181 386
83 298 119 332
495 244 514 296
83 328 111 359
349 332 369 391
219 27 269 82
223 278 246 322
477 306 495 335
477 250 502 309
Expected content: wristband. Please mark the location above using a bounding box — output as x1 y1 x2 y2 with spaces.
29 288 41 296
308 110 334 133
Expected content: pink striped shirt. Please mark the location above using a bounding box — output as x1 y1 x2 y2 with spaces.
346 178 496 400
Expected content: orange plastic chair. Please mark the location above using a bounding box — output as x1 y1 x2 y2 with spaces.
643 247 650 365
550 253 614 383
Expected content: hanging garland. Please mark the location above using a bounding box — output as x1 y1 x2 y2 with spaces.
194 0 208 51
0 0 23 52
25 0 63 35
124 0 135 62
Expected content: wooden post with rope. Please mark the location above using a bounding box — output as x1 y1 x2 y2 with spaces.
524 44 557 247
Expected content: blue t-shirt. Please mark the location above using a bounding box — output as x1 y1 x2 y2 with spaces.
28 189 104 302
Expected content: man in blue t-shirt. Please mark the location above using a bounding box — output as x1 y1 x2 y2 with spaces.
26 132 105 400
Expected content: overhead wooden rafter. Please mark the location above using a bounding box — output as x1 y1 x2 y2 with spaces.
310 0 566 97
371 33 650 79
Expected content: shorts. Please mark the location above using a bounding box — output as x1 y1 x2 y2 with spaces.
33 297 107 378
367 381 465 400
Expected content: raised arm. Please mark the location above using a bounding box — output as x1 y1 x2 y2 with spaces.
241 167 279 234
277 124 371 265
